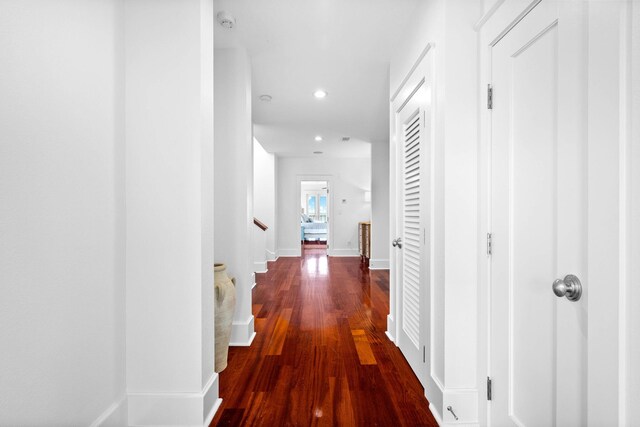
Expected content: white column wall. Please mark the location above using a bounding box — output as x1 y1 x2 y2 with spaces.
214 48 255 346
125 1 218 425
0 1 127 425
629 1 640 421
370 140 391 270
389 0 481 422
253 138 277 269
441 0 480 391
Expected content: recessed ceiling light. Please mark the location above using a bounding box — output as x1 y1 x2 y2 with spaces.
313 89 328 99
314 136 323 142
313 151 323 155
259 94 272 102
216 12 236 29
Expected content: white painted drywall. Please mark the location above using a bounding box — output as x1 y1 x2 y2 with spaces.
389 0 481 421
277 157 371 257
125 0 217 424
253 138 276 267
214 48 255 345
0 1 126 424
370 140 390 269
629 2 640 422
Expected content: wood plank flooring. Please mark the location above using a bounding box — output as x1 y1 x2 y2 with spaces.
211 247 437 427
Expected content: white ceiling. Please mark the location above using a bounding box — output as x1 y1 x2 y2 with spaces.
214 0 421 158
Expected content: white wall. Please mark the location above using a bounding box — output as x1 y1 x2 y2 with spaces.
277 157 371 257
630 1 640 421
253 138 276 270
125 0 217 425
0 1 127 424
389 0 481 422
214 48 255 346
370 140 390 269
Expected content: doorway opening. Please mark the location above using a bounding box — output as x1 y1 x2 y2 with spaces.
300 180 329 255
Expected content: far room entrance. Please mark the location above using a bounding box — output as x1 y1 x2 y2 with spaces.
300 180 329 254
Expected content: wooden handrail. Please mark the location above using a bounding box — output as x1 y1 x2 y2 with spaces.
253 217 268 231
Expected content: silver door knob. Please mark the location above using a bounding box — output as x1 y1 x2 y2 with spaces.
392 238 402 249
552 274 582 301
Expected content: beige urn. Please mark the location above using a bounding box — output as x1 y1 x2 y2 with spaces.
214 263 236 373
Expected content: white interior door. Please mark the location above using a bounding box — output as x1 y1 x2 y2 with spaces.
395 82 430 384
489 3 587 426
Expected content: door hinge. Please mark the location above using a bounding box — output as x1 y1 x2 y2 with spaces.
423 346 426 363
487 233 493 256
487 377 492 400
487 84 493 110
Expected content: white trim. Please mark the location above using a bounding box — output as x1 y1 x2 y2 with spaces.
277 248 300 257
90 395 127 427
368 259 390 270
441 388 480 425
253 260 268 273
266 249 277 262
429 403 443 426
386 315 396 344
128 374 220 426
390 43 434 103
229 315 256 346
618 2 632 422
330 248 359 257
473 0 507 31
385 331 395 344
487 0 541 47
296 175 334 256
204 398 222 427
252 281 257 290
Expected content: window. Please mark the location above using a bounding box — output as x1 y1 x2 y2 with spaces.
307 195 316 217
319 195 327 222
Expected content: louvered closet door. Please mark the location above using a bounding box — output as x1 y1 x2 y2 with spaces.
396 83 429 384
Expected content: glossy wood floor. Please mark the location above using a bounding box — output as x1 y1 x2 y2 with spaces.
211 247 437 427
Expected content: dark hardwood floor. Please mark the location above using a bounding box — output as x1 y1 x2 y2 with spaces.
211 247 437 427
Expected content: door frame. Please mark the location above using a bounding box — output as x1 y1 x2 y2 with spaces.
295 175 333 256
389 43 438 402
475 1 635 425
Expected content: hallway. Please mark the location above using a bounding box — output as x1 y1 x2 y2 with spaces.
212 249 437 426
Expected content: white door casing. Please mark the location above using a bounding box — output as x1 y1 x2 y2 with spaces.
295 175 333 256
489 2 588 426
392 50 433 388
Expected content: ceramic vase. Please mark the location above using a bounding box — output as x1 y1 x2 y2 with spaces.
214 263 236 373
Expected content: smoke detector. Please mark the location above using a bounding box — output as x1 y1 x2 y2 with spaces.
259 94 272 102
216 12 236 29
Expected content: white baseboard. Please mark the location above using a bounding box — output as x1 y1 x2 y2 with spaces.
254 260 267 273
440 388 479 425
429 403 443 426
204 398 223 427
266 249 277 261
278 248 300 257
386 314 396 343
369 259 390 270
385 330 395 344
330 248 360 257
229 315 256 346
90 395 127 427
128 373 220 426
